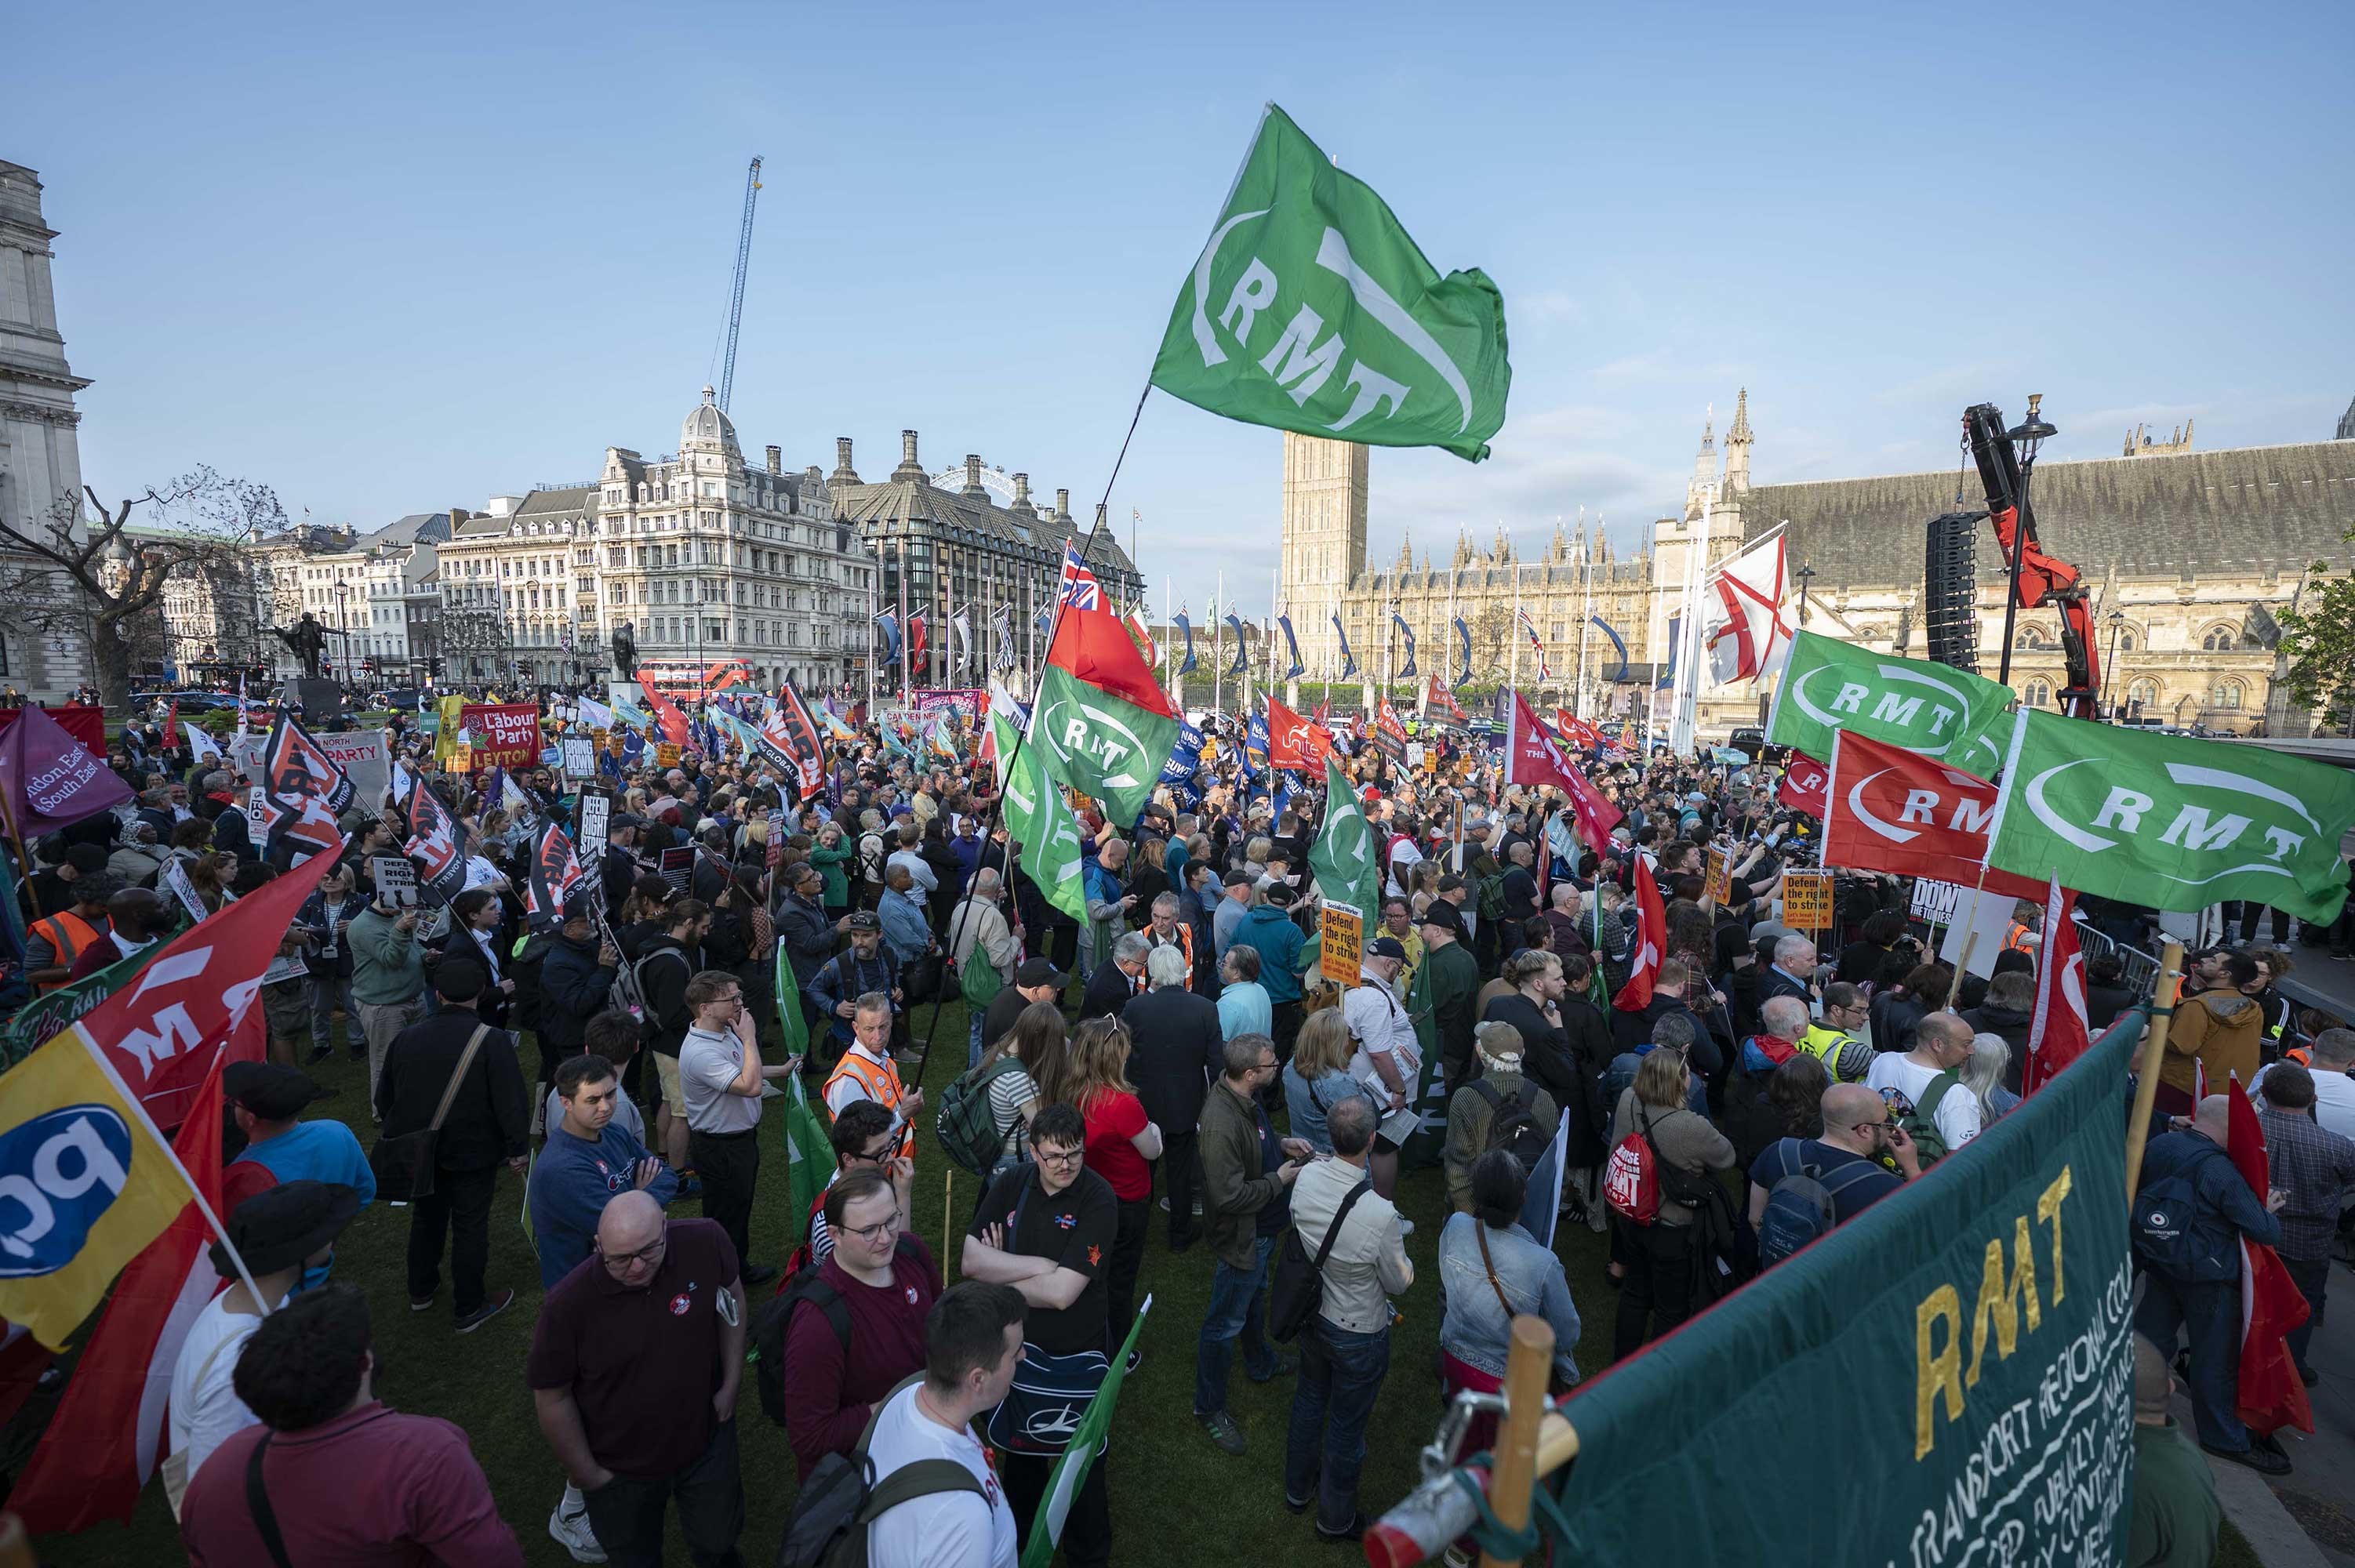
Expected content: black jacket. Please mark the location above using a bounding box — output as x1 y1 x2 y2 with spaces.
373 1009 530 1171
637 935 700 1057
1123 985 1223 1133
775 891 838 987
539 931 617 1058
1080 960 1139 1023
1961 998 2034 1092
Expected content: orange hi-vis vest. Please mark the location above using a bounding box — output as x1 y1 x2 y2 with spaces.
824 1045 913 1159
31 909 100 991
1144 923 1196 988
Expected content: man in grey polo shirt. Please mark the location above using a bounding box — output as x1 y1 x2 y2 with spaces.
678 968 801 1287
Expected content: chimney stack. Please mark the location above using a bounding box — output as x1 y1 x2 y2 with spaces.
892 430 926 483
830 437 860 488
765 445 782 475
1012 472 1031 510
1054 488 1070 521
963 454 987 499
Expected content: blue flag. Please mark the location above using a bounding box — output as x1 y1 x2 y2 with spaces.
1161 720 1205 785
1245 711 1270 774
1452 616 1474 688
1392 612 1417 679
1224 614 1248 677
1590 615 1630 684
1657 615 1680 690
1277 615 1305 680
874 612 902 667
1333 615 1357 680
1173 611 1197 676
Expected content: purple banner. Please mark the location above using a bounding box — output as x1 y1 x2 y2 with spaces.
0 706 133 833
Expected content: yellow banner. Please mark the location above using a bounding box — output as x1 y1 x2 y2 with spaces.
0 1033 192 1349
433 694 467 762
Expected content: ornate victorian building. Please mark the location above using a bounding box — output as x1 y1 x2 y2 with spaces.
0 159 92 699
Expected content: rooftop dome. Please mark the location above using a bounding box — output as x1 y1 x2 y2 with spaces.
682 385 740 455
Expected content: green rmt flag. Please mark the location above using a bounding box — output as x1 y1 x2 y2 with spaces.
994 710 1090 928
1150 103 1511 462
1766 630 2012 776
1983 709 2355 924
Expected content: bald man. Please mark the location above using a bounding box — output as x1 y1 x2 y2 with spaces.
528 1190 749 1561
70 887 170 979
1864 1010 1982 1161
2132 1094 2289 1473
1746 1081 1916 1241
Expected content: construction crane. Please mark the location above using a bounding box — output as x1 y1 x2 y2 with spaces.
716 156 762 414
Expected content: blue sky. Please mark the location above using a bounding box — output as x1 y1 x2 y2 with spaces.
9 1 2347 618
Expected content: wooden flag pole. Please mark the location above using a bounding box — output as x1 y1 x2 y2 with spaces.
2121 938 2184 1209
1478 1315 1556 1568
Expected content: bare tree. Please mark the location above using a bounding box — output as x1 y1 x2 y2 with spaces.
0 466 287 713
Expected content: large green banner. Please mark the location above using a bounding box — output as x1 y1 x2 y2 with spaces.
1546 1010 2139 1564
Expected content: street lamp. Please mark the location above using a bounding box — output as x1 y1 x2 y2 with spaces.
333 579 351 685
1795 561 1816 628
2102 609 2124 719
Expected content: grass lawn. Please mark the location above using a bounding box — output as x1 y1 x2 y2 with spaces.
27 998 1623 1566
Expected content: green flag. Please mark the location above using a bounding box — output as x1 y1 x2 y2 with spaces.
1149 103 1511 463
773 931 809 1060
778 1074 835 1247
1985 708 2355 923
1765 629 2013 775
1307 753 1381 930
995 711 1089 927
1021 1298 1151 1568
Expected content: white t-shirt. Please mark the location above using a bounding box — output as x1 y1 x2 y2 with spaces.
863 1381 1018 1568
167 1290 285 1486
1866 1052 1983 1153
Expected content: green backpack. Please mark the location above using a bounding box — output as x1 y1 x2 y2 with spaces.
1895 1069 1961 1169
934 1056 1029 1178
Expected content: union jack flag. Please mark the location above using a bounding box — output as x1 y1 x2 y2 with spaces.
1058 543 1101 611
1517 608 1552 681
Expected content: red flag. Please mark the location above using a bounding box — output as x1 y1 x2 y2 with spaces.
1042 599 1178 718
8 1009 259 1530
2019 877 2090 1096
1777 751 1829 816
162 699 180 750
525 821 585 931
1263 696 1306 771
1820 730 2044 898
635 670 692 747
908 612 929 672
255 708 354 864
1614 862 1667 1013
2226 1077 2313 1437
72 848 336 1133
1428 675 1466 725
1503 690 1623 850
767 686 828 802
1370 699 1409 764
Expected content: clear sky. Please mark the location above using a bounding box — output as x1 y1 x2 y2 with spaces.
9 0 2347 620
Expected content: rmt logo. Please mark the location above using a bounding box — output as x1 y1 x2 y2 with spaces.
0 1105 134 1277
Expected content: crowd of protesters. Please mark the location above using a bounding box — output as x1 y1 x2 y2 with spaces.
11 695 2339 1566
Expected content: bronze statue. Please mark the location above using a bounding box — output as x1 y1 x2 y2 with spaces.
271 612 329 680
611 622 638 677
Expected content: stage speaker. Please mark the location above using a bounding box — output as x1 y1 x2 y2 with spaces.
1922 510 1984 671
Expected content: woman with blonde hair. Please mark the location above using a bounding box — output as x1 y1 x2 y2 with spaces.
1067 1014 1160 1359
1283 1007 1377 1155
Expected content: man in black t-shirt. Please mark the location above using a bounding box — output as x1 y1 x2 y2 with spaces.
961 1104 1118 1567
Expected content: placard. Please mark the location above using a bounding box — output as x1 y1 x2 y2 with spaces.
654 742 681 769
1910 877 1964 927
228 728 391 811
370 855 418 909
447 742 473 775
562 737 594 778
459 702 543 768
161 856 209 927
659 845 694 890
1318 899 1364 987
1703 846 1733 905
1779 869 1834 932
766 807 785 870
575 786 612 864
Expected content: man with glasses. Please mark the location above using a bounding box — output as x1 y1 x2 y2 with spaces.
529 1191 747 1568
678 970 801 1288
1745 1082 1916 1265
800 1099 914 1272
778 1167 941 1483
1799 982 1875 1083
1194 1032 1311 1457
961 1103 1118 1567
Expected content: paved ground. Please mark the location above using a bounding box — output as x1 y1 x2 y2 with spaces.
2238 1262 2355 1567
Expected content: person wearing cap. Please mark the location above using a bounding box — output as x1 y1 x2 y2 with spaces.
981 955 1067 1060
1211 869 1256 963
807 909 902 1058
376 955 530 1334
222 1061 375 1227
1416 899 1483 1097
165 1179 365 1509
351 875 427 1104
1342 937 1424 1218
182 1283 523 1566
1442 1022 1561 1213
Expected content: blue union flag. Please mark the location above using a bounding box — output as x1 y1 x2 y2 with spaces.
1058 543 1101 611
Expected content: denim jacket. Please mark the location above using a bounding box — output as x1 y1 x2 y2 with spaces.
1437 1212 1582 1383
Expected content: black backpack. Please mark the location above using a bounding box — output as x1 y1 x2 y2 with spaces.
774 1374 986 1568
1268 1179 1373 1344
1470 1079 1552 1173
749 1235 924 1426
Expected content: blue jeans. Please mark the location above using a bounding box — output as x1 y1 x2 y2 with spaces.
2135 1271 2245 1451
1194 1234 1276 1416
1284 1321 1390 1533
309 974 357 1055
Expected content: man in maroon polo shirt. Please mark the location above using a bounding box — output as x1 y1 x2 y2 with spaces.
778 1165 941 1480
529 1191 748 1568
179 1283 521 1566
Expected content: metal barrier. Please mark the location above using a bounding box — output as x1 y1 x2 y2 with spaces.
2074 921 2162 998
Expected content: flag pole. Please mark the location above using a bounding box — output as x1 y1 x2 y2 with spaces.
2122 938 2185 1208
0 776 45 920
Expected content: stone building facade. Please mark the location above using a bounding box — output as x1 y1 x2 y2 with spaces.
0 159 91 699
1285 390 2355 736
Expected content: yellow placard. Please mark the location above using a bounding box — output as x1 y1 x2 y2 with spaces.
1318 900 1364 987
1780 869 1834 931
448 742 473 775
1703 847 1732 905
654 742 681 768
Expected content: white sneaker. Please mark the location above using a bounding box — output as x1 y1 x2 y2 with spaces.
550 1497 606 1564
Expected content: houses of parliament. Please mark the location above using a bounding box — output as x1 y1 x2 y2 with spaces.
1284 390 2355 734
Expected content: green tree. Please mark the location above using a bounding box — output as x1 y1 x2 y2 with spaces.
2274 552 2355 735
